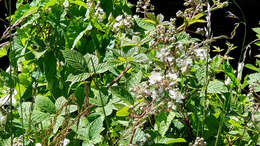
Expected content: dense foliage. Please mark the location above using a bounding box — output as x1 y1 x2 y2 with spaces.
0 0 260 145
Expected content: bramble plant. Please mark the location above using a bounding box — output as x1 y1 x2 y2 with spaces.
0 0 259 145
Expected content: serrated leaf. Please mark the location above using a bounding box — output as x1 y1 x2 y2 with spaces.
66 73 92 86
84 53 99 72
18 102 32 123
53 115 64 134
132 128 147 144
72 23 92 49
110 86 134 105
62 50 87 72
155 112 175 137
165 138 186 144
134 53 148 63
128 70 142 88
32 110 51 123
55 96 67 110
89 117 104 139
95 61 123 74
55 97 78 115
116 106 130 117
135 17 155 31
35 95 56 114
208 80 228 94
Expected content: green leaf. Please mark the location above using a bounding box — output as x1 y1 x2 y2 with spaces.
245 64 259 72
253 27 260 34
72 23 92 50
208 80 228 94
32 49 47 59
188 19 207 25
55 96 78 115
55 96 67 110
116 106 130 117
18 102 32 123
35 95 56 114
155 111 175 137
44 0 57 9
84 53 99 73
91 88 109 106
110 86 134 105
32 110 51 123
62 50 87 72
70 0 88 9
229 119 243 128
95 61 123 74
255 41 260 47
166 138 187 144
128 70 142 89
134 53 148 63
248 73 260 92
135 17 155 31
132 128 147 144
53 115 64 134
66 73 92 86
89 116 104 140
0 46 8 58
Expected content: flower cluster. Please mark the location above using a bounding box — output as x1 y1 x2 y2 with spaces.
189 137 207 146
112 13 134 33
132 69 184 104
94 1 105 22
86 0 105 22
136 0 154 14
149 18 177 48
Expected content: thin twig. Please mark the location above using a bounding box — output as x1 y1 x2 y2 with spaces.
106 65 132 89
49 104 94 146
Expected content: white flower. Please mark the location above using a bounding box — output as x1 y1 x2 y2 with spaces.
149 71 162 84
195 48 207 60
169 89 184 103
63 138 70 146
230 116 239 122
167 72 178 80
36 143 42 146
116 15 123 21
225 77 231 85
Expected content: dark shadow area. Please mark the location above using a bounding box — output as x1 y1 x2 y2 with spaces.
0 0 17 70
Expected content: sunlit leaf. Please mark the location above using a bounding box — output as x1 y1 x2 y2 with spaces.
116 106 130 117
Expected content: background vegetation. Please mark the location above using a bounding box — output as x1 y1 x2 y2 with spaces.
0 0 259 145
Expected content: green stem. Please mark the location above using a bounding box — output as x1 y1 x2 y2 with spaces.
90 57 111 143
7 0 14 144
215 112 224 146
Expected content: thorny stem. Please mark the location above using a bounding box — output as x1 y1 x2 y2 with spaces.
43 96 73 145
202 2 211 136
106 65 132 89
49 104 94 146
